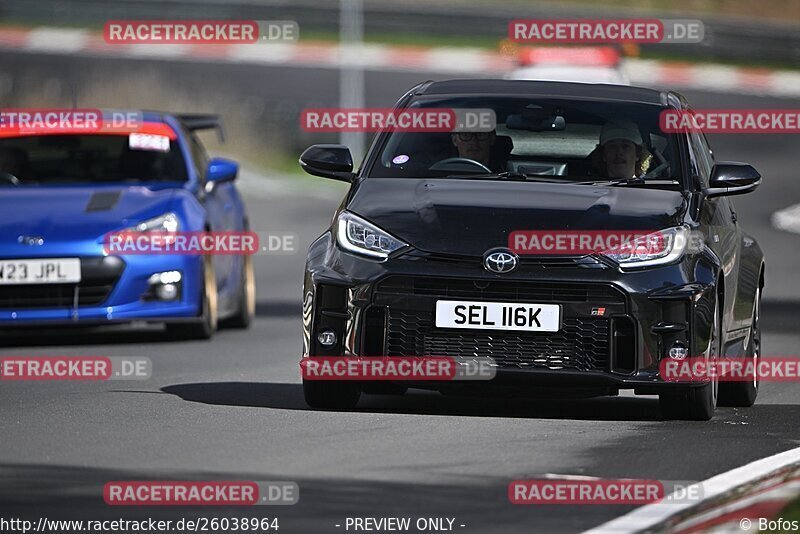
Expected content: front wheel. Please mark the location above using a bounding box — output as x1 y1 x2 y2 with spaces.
719 286 761 407
221 254 255 329
166 256 218 340
660 297 721 421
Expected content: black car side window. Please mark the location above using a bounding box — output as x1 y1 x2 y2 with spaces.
696 132 715 177
688 132 711 188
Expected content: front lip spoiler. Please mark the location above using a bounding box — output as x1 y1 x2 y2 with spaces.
301 362 708 391
0 317 203 328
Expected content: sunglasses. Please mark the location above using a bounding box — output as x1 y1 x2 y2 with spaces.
455 132 492 141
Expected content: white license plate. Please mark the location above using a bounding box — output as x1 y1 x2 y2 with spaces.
435 300 560 332
0 258 81 284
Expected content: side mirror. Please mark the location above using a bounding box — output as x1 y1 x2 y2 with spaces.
706 162 761 198
206 157 238 191
299 145 354 183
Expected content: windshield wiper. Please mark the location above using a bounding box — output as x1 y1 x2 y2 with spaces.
574 177 647 186
442 171 579 183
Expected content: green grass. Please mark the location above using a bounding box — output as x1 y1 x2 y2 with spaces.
1 16 798 70
446 0 800 22
778 495 800 530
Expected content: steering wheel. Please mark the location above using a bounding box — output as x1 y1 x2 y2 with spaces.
429 157 491 174
0 172 20 185
640 161 670 180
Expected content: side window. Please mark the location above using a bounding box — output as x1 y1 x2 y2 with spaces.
696 132 715 175
685 133 702 188
688 132 711 188
189 133 209 183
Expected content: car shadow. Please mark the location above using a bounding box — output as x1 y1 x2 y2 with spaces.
161 381 665 421
255 299 299 318
0 325 187 347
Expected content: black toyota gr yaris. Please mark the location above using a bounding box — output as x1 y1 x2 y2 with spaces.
299 80 764 420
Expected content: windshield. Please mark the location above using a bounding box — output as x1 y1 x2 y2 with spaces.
0 133 188 185
367 96 682 189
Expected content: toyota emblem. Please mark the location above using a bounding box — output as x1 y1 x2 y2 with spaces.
483 249 519 274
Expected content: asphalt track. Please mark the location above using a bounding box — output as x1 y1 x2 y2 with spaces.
0 52 799 533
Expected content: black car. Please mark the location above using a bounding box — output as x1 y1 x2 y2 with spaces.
298 80 764 420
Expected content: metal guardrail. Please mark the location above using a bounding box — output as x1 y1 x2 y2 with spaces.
2 0 800 65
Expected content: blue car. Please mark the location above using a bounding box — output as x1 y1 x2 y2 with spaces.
0 111 254 339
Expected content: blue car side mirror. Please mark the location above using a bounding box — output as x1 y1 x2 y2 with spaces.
206 157 238 185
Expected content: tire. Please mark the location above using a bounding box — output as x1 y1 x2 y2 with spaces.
303 379 361 410
660 297 721 421
719 286 761 407
221 253 255 329
166 256 218 340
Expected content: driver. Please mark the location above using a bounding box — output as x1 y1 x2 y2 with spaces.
451 130 503 172
597 120 647 179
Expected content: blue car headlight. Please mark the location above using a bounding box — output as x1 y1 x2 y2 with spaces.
128 212 180 232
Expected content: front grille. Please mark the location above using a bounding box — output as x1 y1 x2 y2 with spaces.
0 257 123 309
376 276 626 304
374 276 620 371
385 310 610 371
0 281 116 309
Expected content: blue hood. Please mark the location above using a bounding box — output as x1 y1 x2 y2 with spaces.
1 185 178 245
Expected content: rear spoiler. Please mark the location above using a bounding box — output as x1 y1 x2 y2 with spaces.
176 113 225 142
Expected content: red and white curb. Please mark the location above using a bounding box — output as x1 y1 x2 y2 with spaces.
2 26 800 98
584 446 800 533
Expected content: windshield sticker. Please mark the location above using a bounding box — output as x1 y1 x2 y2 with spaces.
392 154 410 165
129 133 170 153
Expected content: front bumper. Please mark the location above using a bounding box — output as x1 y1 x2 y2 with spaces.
0 254 203 325
302 233 720 393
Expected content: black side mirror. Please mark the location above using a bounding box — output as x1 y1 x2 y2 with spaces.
299 145 354 183
706 162 761 198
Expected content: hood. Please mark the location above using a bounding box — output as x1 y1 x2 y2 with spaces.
0 185 178 242
348 178 688 257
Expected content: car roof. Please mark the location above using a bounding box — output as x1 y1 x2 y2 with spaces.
415 79 669 106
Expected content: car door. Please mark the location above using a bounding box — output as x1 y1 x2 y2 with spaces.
690 131 741 337
187 132 237 303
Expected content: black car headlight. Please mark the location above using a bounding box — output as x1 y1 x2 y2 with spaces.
336 211 408 261
600 225 691 269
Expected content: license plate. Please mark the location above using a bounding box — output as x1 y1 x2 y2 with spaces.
0 258 81 284
435 300 560 332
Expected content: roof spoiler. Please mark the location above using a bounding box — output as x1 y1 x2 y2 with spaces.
176 113 225 142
